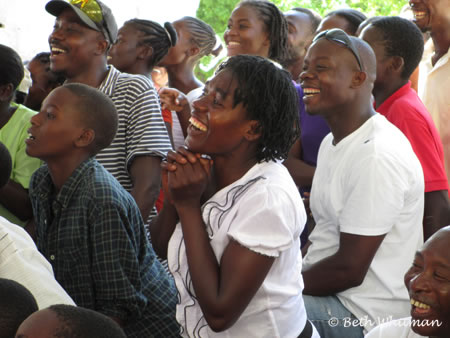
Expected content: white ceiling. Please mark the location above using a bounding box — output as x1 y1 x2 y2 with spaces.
0 0 200 61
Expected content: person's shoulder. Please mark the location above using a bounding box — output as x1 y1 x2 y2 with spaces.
115 71 156 93
240 161 302 205
0 216 35 250
87 161 137 207
30 164 49 184
370 114 414 148
10 103 37 122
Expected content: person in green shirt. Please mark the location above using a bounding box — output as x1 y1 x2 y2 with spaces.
0 44 41 227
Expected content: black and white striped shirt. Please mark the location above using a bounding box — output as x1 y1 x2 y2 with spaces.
97 66 172 223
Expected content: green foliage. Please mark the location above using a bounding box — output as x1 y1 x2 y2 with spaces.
194 0 405 81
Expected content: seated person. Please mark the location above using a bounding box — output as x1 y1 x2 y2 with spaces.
0 278 38 338
359 16 450 239
0 44 42 227
151 55 319 337
365 225 450 337
300 29 424 337
24 52 65 111
0 142 74 309
26 83 179 337
15 304 126 338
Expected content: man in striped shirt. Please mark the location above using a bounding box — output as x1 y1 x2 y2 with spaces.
45 0 172 228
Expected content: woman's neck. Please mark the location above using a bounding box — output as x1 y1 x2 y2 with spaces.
166 64 202 94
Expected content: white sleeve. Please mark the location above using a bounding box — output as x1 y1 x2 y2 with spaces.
0 220 75 309
227 186 305 257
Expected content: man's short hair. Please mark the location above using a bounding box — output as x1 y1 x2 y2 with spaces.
49 304 126 338
0 142 12 189
61 83 118 156
0 278 38 338
369 16 424 79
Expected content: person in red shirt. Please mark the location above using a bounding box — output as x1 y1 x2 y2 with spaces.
360 16 450 239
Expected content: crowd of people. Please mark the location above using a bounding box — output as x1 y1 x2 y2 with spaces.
0 0 449 337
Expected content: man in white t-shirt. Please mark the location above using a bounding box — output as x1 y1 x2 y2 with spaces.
366 226 450 338
299 29 424 338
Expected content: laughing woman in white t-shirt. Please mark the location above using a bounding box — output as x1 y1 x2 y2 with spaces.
150 55 319 338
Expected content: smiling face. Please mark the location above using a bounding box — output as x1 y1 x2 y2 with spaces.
299 38 359 117
224 5 270 58
409 0 450 32
26 87 86 163
284 10 314 65
48 8 105 78
404 228 450 337
185 69 255 156
107 23 143 73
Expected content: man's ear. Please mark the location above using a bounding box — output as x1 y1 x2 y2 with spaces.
244 120 262 142
95 38 109 56
75 128 95 148
0 83 14 102
390 55 405 76
351 70 367 88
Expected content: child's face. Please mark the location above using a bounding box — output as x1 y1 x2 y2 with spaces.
26 87 86 162
15 309 60 338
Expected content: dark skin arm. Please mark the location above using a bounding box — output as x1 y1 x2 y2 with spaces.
159 87 191 137
129 156 162 222
168 148 275 332
0 180 33 221
149 198 179 259
423 190 450 240
283 138 316 187
303 232 385 295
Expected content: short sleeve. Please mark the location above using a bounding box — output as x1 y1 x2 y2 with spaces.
125 86 172 168
388 103 448 192
227 186 305 257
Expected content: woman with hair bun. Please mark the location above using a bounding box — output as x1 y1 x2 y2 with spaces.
159 16 222 150
108 19 178 149
108 19 177 78
160 16 221 96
